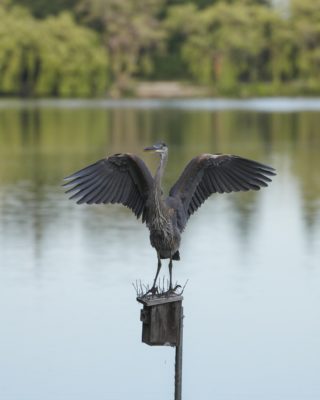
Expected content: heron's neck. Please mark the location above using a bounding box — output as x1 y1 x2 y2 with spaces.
154 153 167 197
148 153 169 229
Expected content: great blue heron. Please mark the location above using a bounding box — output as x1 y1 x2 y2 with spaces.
64 142 275 294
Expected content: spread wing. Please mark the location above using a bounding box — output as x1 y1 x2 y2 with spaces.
169 153 276 227
63 153 153 221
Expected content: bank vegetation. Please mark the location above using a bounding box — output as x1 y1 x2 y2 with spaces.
0 0 319 97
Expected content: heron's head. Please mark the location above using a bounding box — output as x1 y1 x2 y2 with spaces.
144 142 168 158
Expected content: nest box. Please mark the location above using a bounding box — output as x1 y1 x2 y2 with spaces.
137 295 183 346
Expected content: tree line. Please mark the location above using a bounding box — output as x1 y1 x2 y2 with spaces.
0 0 319 97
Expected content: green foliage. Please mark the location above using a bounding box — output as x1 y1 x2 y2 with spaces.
11 0 77 18
1 0 320 96
290 0 320 81
166 3 280 87
78 0 166 91
0 4 109 96
163 0 320 94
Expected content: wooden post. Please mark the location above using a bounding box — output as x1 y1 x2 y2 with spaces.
175 303 183 400
137 295 184 399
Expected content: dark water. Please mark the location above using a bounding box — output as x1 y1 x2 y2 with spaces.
0 99 319 400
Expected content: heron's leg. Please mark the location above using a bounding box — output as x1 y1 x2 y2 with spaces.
168 256 173 290
145 253 161 295
166 257 182 295
152 253 162 289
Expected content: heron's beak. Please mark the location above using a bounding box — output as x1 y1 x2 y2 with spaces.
144 145 157 152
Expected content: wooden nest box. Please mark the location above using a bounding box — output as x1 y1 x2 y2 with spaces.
137 295 183 346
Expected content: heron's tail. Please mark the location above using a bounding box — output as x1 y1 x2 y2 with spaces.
172 251 180 261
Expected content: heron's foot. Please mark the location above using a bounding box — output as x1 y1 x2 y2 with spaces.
163 284 182 297
143 285 158 297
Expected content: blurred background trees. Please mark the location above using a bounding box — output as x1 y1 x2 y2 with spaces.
1 0 320 97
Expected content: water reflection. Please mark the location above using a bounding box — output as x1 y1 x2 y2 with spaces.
0 99 319 400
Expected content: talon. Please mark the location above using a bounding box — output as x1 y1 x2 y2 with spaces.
144 286 158 296
163 285 181 297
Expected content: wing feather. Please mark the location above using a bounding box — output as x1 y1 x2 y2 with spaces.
80 177 109 204
208 171 224 193
207 174 218 193
235 168 269 187
117 176 128 203
215 172 233 193
64 154 153 221
226 168 261 190
95 178 114 203
224 169 249 192
169 153 276 228
221 170 243 191
102 176 119 203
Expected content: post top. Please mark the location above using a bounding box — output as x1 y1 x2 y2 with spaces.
137 294 183 306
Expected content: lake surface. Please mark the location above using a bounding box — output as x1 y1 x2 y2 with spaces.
0 98 319 400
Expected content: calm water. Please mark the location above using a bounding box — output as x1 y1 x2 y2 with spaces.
0 98 319 400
